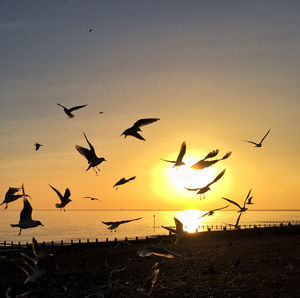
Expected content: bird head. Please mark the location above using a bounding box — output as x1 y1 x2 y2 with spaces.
37 221 44 227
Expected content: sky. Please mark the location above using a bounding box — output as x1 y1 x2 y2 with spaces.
0 0 299 211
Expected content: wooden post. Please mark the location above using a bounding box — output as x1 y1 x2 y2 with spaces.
78 239 81 244
60 240 63 246
26 242 28 248
114 238 118 242
96 238 98 243
125 237 128 241
51 241 54 247
71 240 73 245
106 238 108 242
87 238 89 244
18 241 21 248
4 241 6 247
136 236 138 241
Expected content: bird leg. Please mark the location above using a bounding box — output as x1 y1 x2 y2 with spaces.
18 228 22 236
5 204 8 209
96 166 101 172
63 208 65 212
93 167 98 176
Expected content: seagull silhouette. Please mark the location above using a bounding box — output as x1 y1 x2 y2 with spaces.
10 199 43 235
113 176 136 190
185 169 226 199
198 205 229 219
161 141 186 167
137 262 159 296
246 196 254 205
34 143 43 151
88 28 93 32
1 184 31 209
57 103 87 118
49 185 72 211
83 196 102 202
222 188 253 213
161 217 185 244
242 129 271 147
75 132 106 175
121 118 160 141
102 217 142 231
191 150 232 170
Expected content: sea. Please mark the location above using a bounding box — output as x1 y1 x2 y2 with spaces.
0 210 299 244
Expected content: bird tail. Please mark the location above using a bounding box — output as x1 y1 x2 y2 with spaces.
55 203 62 208
68 114 75 118
86 164 92 171
221 151 232 160
10 224 18 227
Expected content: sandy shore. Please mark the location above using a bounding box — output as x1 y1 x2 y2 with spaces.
1 226 300 297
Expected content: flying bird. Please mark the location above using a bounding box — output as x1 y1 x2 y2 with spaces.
137 262 159 296
121 118 160 141
102 217 142 231
185 169 226 199
10 199 43 235
113 176 136 190
137 246 181 259
161 217 185 244
198 205 229 219
222 188 253 213
83 196 102 202
75 132 106 175
161 141 186 167
57 103 87 118
49 185 72 211
242 129 271 147
191 150 232 170
34 143 43 151
1 184 31 209
225 212 243 230
88 28 93 32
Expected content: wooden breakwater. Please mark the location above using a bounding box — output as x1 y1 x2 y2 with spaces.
1 221 300 250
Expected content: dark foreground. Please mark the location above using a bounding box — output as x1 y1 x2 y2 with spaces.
1 226 300 298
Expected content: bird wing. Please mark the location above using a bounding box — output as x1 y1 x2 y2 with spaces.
207 169 226 187
174 217 183 233
176 141 186 163
235 212 242 226
204 149 219 160
160 158 176 163
119 217 142 224
32 237 41 257
49 185 63 202
131 131 146 141
185 187 200 191
260 129 271 144
63 188 71 201
242 140 258 145
102 221 115 226
68 104 87 112
243 188 252 207
75 145 92 162
221 151 232 160
212 205 229 212
133 118 160 128
128 176 136 181
83 132 96 155
190 160 211 170
198 211 210 219
161 225 177 234
113 178 125 187
7 187 21 195
20 199 33 223
222 197 243 210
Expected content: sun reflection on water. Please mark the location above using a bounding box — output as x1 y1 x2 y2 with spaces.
177 209 209 233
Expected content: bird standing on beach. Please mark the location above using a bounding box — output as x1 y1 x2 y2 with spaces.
222 188 253 213
75 132 106 175
49 185 72 211
57 103 87 118
191 150 232 170
121 118 160 141
1 184 31 209
242 129 271 147
10 199 43 235
161 141 186 167
102 217 143 231
34 143 43 151
198 205 229 219
113 176 136 190
185 169 226 199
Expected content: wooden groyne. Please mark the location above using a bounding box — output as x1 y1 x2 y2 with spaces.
1 221 300 250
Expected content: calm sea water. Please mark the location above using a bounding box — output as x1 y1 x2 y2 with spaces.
0 210 299 243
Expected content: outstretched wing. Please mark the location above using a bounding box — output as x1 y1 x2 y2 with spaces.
242 140 258 146
133 118 160 128
128 176 136 181
207 169 226 187
102 221 114 226
20 199 33 223
204 149 219 160
160 158 176 163
260 129 271 144
119 217 142 224
6 187 20 195
198 211 210 219
243 188 252 207
174 217 183 234
176 142 186 163
221 151 232 160
75 145 91 162
222 197 243 210
68 104 87 112
185 187 200 191
64 188 71 200
32 237 41 257
212 205 229 212
83 132 96 155
235 212 242 227
161 225 177 234
113 178 125 187
131 131 146 141
49 185 63 202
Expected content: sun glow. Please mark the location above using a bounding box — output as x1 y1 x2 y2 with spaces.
177 209 206 233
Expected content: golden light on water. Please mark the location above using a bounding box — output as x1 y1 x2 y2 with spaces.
177 209 205 233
